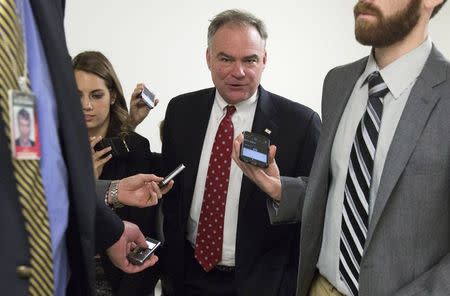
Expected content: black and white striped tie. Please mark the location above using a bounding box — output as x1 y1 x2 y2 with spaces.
339 71 389 296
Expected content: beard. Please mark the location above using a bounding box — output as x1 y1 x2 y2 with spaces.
354 0 421 47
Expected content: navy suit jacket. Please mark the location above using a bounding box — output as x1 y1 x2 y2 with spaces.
161 86 321 295
0 1 123 295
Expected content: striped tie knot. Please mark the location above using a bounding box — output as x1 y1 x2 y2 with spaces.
368 71 389 101
366 71 389 135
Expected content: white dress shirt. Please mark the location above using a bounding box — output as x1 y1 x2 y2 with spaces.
317 38 432 294
186 90 258 266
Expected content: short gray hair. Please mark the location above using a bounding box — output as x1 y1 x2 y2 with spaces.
207 9 268 47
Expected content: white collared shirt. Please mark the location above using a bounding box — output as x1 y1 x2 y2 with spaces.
317 38 432 294
186 90 258 266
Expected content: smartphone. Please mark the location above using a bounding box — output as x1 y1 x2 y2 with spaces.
159 164 185 188
94 137 130 157
127 237 161 265
140 86 155 108
239 131 270 168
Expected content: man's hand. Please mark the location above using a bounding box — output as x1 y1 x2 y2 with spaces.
129 83 159 129
231 133 282 200
106 221 158 273
115 174 173 207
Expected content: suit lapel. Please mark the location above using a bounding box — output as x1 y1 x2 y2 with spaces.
301 59 368 261
238 87 278 214
366 47 447 245
182 90 215 218
318 58 369 175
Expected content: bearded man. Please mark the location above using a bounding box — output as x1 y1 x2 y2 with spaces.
231 0 450 295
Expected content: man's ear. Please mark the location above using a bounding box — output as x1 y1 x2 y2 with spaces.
262 50 267 69
206 48 212 70
424 0 444 16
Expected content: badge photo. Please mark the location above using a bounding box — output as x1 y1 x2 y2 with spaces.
9 90 41 160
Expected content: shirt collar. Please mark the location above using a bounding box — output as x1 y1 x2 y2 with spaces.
360 37 432 99
214 89 258 119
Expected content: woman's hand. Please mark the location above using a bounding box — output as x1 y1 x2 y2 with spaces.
129 83 159 129
90 136 112 179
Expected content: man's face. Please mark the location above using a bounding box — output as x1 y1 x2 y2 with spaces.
18 117 31 139
206 23 267 105
354 0 421 47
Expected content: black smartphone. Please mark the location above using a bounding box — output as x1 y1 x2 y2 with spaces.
127 237 161 265
159 164 185 188
140 86 155 108
239 131 270 168
94 137 130 157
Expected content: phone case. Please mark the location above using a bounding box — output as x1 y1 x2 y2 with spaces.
94 137 130 157
239 132 269 168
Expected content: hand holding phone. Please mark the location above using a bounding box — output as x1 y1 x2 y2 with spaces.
239 132 270 168
127 237 161 265
94 137 130 158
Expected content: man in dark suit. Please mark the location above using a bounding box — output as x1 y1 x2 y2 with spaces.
161 9 321 296
233 0 449 295
0 1 167 295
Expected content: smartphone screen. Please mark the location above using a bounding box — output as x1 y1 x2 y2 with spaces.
239 132 269 168
241 145 268 163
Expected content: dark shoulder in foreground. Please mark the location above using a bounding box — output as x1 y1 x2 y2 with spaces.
167 87 215 108
264 88 319 124
124 131 151 156
125 131 150 145
325 56 369 81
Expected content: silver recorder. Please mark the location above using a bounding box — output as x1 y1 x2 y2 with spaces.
127 237 161 265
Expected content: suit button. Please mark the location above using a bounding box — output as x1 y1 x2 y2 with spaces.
16 265 32 279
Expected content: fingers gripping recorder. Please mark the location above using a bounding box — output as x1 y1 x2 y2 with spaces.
127 164 185 265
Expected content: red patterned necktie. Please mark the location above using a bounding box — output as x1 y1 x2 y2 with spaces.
195 105 236 271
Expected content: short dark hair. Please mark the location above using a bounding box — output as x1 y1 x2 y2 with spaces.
431 0 447 18
207 9 268 47
18 108 30 121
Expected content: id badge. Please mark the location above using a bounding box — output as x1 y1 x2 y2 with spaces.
9 90 41 160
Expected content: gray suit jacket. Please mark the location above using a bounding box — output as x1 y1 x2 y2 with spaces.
271 46 450 296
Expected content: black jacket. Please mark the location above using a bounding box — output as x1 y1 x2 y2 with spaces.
100 132 162 295
0 1 123 295
161 86 321 296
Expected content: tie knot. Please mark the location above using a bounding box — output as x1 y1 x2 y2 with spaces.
225 105 236 117
367 71 389 99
